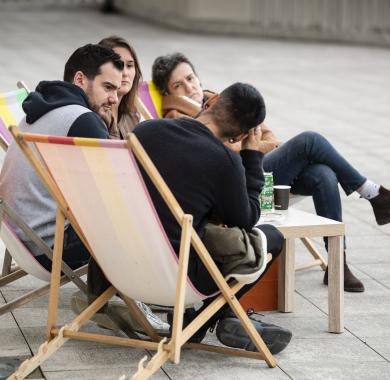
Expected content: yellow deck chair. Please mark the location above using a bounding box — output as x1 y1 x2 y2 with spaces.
8 126 276 380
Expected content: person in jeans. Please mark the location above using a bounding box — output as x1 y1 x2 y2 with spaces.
151 52 390 293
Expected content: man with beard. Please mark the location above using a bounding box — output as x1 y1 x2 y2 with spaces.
0 43 123 270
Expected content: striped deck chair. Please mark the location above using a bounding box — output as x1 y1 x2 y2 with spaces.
8 126 276 380
135 80 163 121
0 81 29 283
0 83 101 325
0 81 29 151
0 200 139 340
134 80 327 275
0 198 90 316
0 198 89 316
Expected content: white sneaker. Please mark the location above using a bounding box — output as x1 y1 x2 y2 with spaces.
70 291 170 335
135 300 170 334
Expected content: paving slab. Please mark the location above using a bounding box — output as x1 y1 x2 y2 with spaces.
354 262 390 280
276 336 384 364
162 348 290 380
309 290 390 316
364 337 390 361
345 313 390 338
37 345 151 373
1 287 77 309
12 307 78 328
44 368 169 380
0 327 31 358
0 311 18 329
279 361 390 380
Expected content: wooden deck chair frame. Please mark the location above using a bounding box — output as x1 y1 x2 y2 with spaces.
135 81 327 274
0 80 30 282
8 126 276 380
0 198 89 316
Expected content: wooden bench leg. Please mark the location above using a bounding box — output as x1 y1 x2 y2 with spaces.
278 238 295 312
328 235 344 333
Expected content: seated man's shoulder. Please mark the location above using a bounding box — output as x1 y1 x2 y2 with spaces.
134 118 182 134
68 110 108 139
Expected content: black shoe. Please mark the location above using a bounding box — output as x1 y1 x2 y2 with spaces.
215 311 292 354
370 186 390 225
323 261 365 293
167 308 218 343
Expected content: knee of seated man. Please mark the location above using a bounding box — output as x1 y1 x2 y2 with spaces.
257 224 284 257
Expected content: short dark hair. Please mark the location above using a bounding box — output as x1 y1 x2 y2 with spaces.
206 82 266 137
63 43 124 83
152 52 198 95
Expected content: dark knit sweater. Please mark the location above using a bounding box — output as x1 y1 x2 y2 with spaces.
134 117 265 293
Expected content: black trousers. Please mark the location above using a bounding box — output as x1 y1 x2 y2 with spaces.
87 224 284 313
34 225 90 271
188 223 284 324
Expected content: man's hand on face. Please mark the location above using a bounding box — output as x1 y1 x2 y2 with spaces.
257 140 279 154
99 109 113 129
240 126 279 154
226 125 279 154
241 126 264 151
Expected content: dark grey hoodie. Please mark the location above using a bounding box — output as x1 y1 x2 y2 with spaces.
0 81 109 254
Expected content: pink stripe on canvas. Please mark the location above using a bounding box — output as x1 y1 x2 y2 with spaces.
0 116 13 146
138 82 158 119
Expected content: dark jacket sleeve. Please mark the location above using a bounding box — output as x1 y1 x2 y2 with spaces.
67 112 109 139
214 149 265 231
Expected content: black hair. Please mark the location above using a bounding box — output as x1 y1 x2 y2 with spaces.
206 82 266 137
152 52 197 94
63 43 124 83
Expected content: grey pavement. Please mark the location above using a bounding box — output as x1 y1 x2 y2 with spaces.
1 4 390 380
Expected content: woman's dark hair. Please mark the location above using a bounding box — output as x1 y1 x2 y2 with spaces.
206 82 266 137
64 43 123 83
152 52 198 95
99 36 142 118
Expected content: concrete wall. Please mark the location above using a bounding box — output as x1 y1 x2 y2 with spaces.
116 0 390 46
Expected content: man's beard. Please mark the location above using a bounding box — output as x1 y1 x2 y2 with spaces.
86 86 112 127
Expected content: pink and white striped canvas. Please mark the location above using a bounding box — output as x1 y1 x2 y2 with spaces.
28 134 206 306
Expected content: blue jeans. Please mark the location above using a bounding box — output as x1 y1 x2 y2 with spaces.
263 131 366 250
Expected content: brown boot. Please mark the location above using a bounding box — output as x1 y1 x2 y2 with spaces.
323 255 365 293
369 186 390 225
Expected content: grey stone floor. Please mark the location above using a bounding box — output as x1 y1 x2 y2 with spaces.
1 3 390 380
